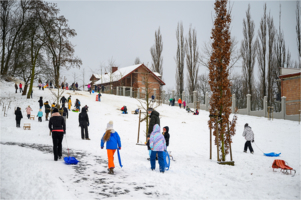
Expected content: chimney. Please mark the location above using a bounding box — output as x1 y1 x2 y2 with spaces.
112 66 118 73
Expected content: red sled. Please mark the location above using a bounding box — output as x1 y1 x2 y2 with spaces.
272 159 296 176
95 95 98 101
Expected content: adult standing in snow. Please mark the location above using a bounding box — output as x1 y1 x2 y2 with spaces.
79 107 90 140
178 98 182 108
48 108 66 161
66 82 68 89
15 107 23 128
149 124 166 173
60 96 67 107
75 82 78 90
15 83 18 93
38 97 43 109
26 106 33 119
147 108 160 157
172 98 175 106
42 83 45 90
44 101 51 121
87 84 91 94
243 123 254 154
19 83 22 93
100 121 122 174
59 104 68 124
75 99 81 111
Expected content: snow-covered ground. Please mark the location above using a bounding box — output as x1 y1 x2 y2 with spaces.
0 79 300 199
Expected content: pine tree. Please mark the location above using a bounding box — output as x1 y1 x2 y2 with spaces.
208 0 237 162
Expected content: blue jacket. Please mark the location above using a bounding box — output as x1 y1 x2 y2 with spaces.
37 111 43 117
101 131 121 149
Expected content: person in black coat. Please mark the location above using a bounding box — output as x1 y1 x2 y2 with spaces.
172 98 175 106
49 108 66 161
60 96 67 107
59 104 68 124
162 126 170 148
38 97 43 109
15 107 23 127
146 108 160 151
79 107 90 140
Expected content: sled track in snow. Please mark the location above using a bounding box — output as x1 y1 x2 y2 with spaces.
0 142 167 199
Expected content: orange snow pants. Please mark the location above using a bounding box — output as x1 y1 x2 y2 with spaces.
107 149 116 169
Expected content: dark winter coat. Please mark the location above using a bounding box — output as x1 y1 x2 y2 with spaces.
44 103 51 113
15 84 18 89
60 96 67 104
38 97 43 107
163 126 170 147
148 110 160 135
123 106 127 113
79 108 89 127
60 107 69 118
15 107 23 121
75 100 80 107
49 113 66 133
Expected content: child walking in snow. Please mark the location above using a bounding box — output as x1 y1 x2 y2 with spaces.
37 109 43 122
101 121 122 175
150 124 166 173
243 123 255 154
26 106 33 119
15 107 23 127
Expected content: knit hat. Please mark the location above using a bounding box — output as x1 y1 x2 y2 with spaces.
147 107 153 112
53 108 58 113
244 123 248 128
106 121 114 131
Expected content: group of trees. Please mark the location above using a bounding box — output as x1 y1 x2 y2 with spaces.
173 1 301 110
1 0 82 99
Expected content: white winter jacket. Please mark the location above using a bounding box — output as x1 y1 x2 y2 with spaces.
242 126 254 141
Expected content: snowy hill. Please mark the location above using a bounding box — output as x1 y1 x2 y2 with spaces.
0 80 300 199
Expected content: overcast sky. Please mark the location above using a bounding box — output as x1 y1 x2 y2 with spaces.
52 0 299 90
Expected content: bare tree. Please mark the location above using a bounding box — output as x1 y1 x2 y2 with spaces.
267 13 276 106
185 26 199 95
82 68 85 91
256 3 267 104
134 57 141 64
296 1 301 59
199 37 241 71
197 73 210 104
175 22 185 96
241 4 257 109
150 27 163 77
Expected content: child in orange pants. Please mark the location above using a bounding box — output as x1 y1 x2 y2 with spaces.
101 121 121 174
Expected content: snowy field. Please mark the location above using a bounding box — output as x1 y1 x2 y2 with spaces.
0 79 300 200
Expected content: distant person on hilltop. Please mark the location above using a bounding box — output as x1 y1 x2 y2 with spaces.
38 97 43 109
15 83 18 93
26 105 33 119
44 101 51 121
79 107 90 140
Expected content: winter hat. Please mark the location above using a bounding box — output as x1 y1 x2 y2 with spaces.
53 108 58 113
147 107 153 112
244 123 249 128
106 121 114 131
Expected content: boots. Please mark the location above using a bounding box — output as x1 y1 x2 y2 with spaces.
108 168 114 174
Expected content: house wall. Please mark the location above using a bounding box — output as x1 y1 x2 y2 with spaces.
281 75 301 115
135 67 161 97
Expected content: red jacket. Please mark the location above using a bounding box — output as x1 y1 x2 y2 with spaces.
178 99 182 104
19 83 22 88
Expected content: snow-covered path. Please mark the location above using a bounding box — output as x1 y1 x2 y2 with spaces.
0 80 300 199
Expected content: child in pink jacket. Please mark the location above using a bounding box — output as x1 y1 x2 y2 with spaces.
26 106 33 119
183 101 186 109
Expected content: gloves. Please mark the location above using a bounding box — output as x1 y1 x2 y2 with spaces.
101 147 104 149
252 140 254 143
119 147 121 150
88 123 89 126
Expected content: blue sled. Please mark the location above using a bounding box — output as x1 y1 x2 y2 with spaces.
164 151 170 171
264 152 281 157
64 156 79 165
117 149 123 167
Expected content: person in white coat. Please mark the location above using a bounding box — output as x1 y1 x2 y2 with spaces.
243 123 254 154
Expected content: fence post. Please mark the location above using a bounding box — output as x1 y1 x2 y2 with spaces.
116 86 119 95
110 85 113 94
281 96 286 119
130 87 132 98
193 91 197 110
123 86 126 96
205 92 209 111
162 90 165 104
263 96 267 117
137 88 140 99
232 94 236 113
247 94 251 115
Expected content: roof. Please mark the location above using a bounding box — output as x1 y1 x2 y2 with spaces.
94 64 165 85
279 68 301 79
153 72 161 77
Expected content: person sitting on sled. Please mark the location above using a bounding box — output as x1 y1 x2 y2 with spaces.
193 109 199 115
243 123 254 154
134 108 140 114
122 106 128 114
101 121 122 175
